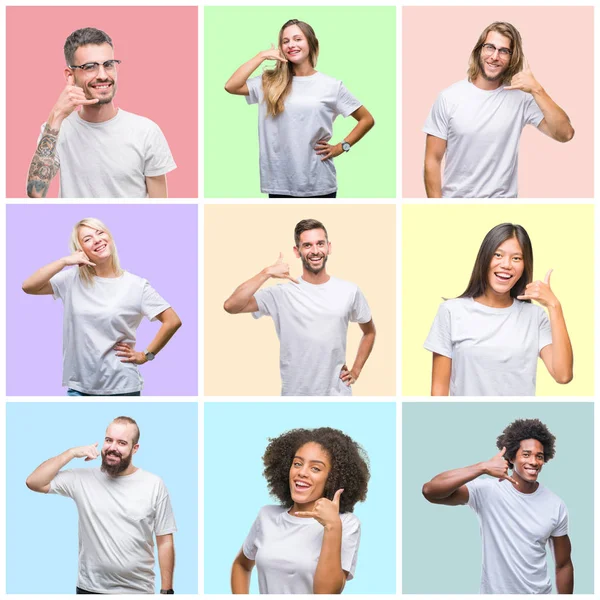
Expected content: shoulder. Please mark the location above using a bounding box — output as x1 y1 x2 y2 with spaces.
437 297 470 314
329 276 360 293
256 504 287 521
135 468 166 487
117 109 163 132
538 484 566 507
436 79 471 100
514 299 547 318
53 266 79 285
340 511 361 529
314 71 341 85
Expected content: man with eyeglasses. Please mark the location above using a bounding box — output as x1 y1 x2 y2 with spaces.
26 28 176 198
423 22 574 198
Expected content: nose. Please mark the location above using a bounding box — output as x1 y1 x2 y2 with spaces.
500 255 511 269
96 64 110 79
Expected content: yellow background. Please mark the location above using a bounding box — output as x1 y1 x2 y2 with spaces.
205 205 396 396
402 204 594 396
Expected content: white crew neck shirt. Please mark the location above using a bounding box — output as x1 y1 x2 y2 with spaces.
423 79 544 198
246 72 362 196
49 467 177 594
243 505 361 594
253 276 372 396
466 477 568 594
424 297 552 396
41 108 176 198
50 267 170 394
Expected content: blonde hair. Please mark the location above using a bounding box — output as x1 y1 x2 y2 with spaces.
69 217 123 286
262 19 319 117
467 22 524 86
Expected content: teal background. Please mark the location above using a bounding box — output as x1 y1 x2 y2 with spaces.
402 402 594 594
204 6 396 198
204 402 396 593
6 402 198 594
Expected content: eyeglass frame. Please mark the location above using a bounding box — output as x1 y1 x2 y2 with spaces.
68 59 122 72
479 43 512 57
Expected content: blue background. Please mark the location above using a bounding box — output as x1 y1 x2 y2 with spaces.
204 402 396 594
6 402 198 594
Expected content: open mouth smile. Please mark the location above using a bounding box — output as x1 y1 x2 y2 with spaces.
494 272 513 281
90 82 113 90
93 243 108 253
294 480 312 491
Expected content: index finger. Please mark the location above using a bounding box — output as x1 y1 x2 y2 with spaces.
544 268 553 285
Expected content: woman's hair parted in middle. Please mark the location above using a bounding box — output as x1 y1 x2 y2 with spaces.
459 223 533 301
262 19 319 117
262 427 370 513
69 217 123 286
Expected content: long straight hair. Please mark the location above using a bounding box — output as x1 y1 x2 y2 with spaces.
262 19 319 117
459 223 533 302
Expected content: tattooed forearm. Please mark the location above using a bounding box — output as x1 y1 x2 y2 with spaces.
26 125 61 198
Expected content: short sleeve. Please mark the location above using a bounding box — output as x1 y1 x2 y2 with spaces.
245 75 262 106
551 501 569 537
48 469 78 498
341 513 361 580
143 122 177 177
424 302 453 358
465 478 484 513
524 94 544 128
423 92 449 141
242 512 261 560
349 287 372 323
50 267 76 301
154 479 178 536
252 286 278 320
141 280 171 321
538 308 552 352
335 82 362 118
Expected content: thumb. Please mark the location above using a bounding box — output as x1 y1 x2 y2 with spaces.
93 442 98 447
498 446 506 457
523 56 530 71
333 488 344 506
67 73 74 86
544 268 553 285
276 252 283 263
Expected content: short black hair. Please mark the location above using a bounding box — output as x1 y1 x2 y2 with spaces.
262 427 369 513
64 27 113 66
294 219 328 248
496 418 556 469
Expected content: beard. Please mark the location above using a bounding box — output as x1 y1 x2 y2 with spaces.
84 80 117 105
301 253 328 274
101 449 132 476
478 55 508 82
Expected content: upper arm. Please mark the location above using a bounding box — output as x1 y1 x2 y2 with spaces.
350 105 374 126
239 296 259 314
358 318 375 335
233 547 255 571
431 352 451 396
424 484 469 506
425 134 447 164
226 82 250 96
539 344 554 377
550 534 572 568
154 307 182 328
26 480 51 494
156 532 174 549
23 281 54 296
146 174 168 198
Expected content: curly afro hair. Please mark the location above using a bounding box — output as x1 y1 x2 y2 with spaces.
496 418 556 469
262 427 370 513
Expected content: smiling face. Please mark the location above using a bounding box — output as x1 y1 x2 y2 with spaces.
101 422 139 476
69 43 118 104
78 225 112 264
511 439 545 485
281 24 311 65
478 30 512 82
486 236 525 297
293 228 331 275
289 442 331 507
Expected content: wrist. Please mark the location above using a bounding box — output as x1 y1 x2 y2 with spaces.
476 461 489 477
324 517 342 533
47 110 64 130
530 84 546 98
547 300 562 313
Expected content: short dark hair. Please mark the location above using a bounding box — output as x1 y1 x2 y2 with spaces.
262 427 370 513
64 27 113 66
294 219 328 247
496 418 556 469
111 416 140 446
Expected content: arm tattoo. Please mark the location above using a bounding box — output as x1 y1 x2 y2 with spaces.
26 124 61 198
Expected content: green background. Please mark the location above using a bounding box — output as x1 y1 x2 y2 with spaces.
204 6 396 198
402 402 594 594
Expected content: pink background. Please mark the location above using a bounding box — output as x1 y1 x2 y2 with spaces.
402 6 593 198
6 6 198 198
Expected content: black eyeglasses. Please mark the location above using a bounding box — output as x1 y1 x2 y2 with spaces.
480 44 512 57
69 60 122 74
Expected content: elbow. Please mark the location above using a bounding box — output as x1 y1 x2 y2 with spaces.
22 282 35 295
172 315 183 331
223 299 239 315
224 81 237 95
554 372 573 385
560 126 575 143
422 483 434 502
25 477 39 492
365 115 375 131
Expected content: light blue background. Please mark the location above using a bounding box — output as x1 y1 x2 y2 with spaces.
6 402 198 594
402 402 594 594
204 402 396 594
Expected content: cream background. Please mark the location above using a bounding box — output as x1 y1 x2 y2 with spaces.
205 205 396 396
402 204 594 396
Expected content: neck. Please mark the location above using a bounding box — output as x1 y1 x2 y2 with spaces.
474 289 513 308
116 464 138 477
293 61 316 77
79 102 118 123
511 470 539 494
472 74 503 91
93 260 118 278
302 268 330 285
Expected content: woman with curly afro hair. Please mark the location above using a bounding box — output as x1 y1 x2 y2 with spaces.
231 427 370 594
422 418 573 594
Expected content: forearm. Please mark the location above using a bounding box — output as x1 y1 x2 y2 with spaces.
422 463 485 500
555 561 574 594
343 115 374 148
532 88 574 143
26 118 63 198
231 563 252 594
26 449 74 492
22 258 67 294
224 269 270 314
351 330 375 378
424 160 443 198
547 304 574 384
225 54 265 93
158 540 175 590
313 522 345 594
146 315 182 356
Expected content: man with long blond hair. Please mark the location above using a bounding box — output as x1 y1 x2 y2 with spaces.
423 22 574 199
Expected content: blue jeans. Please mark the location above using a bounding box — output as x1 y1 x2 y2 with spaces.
67 389 141 397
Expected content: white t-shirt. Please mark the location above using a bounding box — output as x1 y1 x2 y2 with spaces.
253 276 372 396
40 109 176 198
50 268 170 395
246 72 362 196
243 505 361 594
423 79 544 198
49 467 177 594
424 297 552 396
466 477 568 594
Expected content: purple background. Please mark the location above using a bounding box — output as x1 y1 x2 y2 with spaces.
7 204 198 396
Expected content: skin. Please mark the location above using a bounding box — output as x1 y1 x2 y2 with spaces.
231 442 347 594
223 228 376 387
424 30 574 198
422 438 574 593
26 42 168 198
431 236 573 395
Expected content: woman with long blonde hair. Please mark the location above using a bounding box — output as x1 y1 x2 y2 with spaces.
225 19 375 198
22 217 182 396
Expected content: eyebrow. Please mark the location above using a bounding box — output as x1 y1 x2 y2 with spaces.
293 455 327 466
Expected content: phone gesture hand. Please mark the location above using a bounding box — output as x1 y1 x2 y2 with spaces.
517 269 559 309
71 442 100 462
63 250 96 267
483 447 518 485
295 489 344 529
504 57 540 94
260 43 288 63
267 252 299 283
